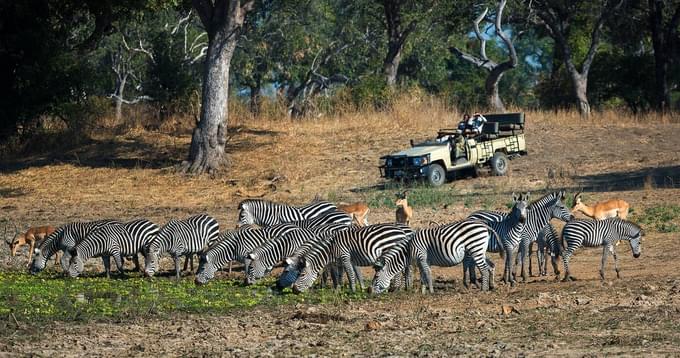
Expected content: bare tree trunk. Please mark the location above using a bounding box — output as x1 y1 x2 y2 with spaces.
572 75 590 117
384 42 402 87
485 70 506 112
249 80 261 115
381 0 416 87
648 0 680 111
115 74 127 122
182 0 254 174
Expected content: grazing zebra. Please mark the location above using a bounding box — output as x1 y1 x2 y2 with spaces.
371 220 497 294
68 220 158 278
561 218 642 282
144 214 220 279
237 198 336 227
467 193 528 285
529 224 562 279
30 219 120 274
244 223 349 284
514 191 573 282
276 224 361 290
292 223 412 293
194 223 300 285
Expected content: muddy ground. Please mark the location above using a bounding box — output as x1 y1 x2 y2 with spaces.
1 113 680 356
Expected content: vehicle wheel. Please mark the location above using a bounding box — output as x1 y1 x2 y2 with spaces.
490 152 508 176
427 164 446 186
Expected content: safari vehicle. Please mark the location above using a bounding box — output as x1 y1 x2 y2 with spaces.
379 113 527 186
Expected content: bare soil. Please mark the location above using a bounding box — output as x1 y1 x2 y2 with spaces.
1 109 680 356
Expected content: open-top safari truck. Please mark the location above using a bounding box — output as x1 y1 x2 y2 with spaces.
379 112 527 186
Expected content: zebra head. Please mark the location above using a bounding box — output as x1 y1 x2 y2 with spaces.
622 221 643 258
292 256 321 293
194 253 217 285
244 252 269 285
144 220 176 277
550 191 574 222
277 256 302 289
371 239 410 294
67 249 84 278
511 192 529 224
30 229 61 274
237 200 256 227
371 257 393 294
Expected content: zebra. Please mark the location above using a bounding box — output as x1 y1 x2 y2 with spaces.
237 198 336 227
30 219 120 275
467 193 528 286
68 220 159 278
276 224 361 290
244 223 349 285
561 218 642 282
371 219 498 294
292 223 413 293
514 191 573 282
194 223 300 285
144 214 220 279
528 224 562 279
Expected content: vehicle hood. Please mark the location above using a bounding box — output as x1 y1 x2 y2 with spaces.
384 144 448 158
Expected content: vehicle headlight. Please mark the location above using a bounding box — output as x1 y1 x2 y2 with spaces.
411 155 429 166
386 159 393 167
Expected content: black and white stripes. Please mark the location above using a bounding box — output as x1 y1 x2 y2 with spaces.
237 199 336 227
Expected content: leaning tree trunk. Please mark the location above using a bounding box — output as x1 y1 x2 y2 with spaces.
183 0 254 174
572 74 590 118
485 67 507 112
384 42 402 87
249 81 261 115
183 31 237 174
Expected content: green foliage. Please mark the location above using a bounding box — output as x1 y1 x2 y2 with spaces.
636 205 680 233
0 272 371 323
367 182 459 209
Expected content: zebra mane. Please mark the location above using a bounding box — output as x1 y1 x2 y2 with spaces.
528 191 562 210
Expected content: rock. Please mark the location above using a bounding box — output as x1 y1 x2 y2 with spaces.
575 297 591 305
476 320 487 328
365 321 381 331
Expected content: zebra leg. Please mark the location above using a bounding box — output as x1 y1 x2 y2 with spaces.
113 254 125 278
418 259 434 294
600 245 611 282
102 255 111 279
341 257 356 292
503 248 514 285
486 257 496 290
174 255 181 280
611 245 621 279
520 241 530 283
228 262 233 275
354 265 365 291
551 254 560 279
132 254 141 273
562 251 574 282
528 242 534 277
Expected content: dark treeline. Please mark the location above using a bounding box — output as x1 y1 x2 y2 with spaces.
1 0 679 168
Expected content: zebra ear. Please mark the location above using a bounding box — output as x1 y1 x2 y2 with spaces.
373 258 385 270
247 253 256 261
512 192 518 201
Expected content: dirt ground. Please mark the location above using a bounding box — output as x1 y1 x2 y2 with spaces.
1 110 680 356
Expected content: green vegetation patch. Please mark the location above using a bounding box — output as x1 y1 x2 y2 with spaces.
636 205 680 233
0 272 370 323
366 183 461 209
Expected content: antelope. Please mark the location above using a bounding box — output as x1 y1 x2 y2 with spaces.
572 191 630 247
6 224 59 266
395 191 413 225
337 202 371 227
572 191 630 220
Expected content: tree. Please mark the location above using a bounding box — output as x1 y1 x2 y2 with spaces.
529 0 624 118
452 0 519 112
181 0 255 174
380 0 421 87
648 0 680 111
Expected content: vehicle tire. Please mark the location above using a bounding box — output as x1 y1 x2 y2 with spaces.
490 152 508 176
427 163 446 186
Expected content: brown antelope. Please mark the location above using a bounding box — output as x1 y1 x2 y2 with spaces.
572 191 630 220
337 202 371 227
572 191 630 247
6 224 59 266
395 191 413 225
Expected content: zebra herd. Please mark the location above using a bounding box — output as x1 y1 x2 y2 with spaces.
27 191 644 294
